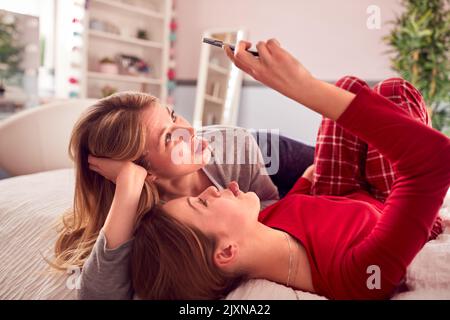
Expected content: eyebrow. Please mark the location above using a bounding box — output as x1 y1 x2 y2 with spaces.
187 197 198 211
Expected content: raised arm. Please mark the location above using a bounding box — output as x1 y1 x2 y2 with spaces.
224 39 355 121
78 157 147 300
226 40 450 298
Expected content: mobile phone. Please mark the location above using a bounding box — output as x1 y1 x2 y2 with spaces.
203 37 259 57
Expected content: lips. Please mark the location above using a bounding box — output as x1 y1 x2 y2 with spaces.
228 181 241 197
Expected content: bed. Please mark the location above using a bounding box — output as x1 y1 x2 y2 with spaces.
0 168 449 300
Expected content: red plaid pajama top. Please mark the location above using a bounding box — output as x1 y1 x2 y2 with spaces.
259 87 450 299
312 76 443 240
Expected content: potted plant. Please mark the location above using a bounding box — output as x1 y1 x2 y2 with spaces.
98 57 118 74
384 0 450 135
101 84 117 98
0 13 23 96
136 29 149 40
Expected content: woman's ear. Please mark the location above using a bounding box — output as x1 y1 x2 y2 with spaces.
146 172 157 183
214 243 238 270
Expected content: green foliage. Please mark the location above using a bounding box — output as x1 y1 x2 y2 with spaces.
384 0 450 132
0 13 23 82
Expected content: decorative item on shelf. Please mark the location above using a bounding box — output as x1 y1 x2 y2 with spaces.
136 29 150 40
68 77 79 84
167 80 176 91
72 17 83 24
117 54 150 76
98 57 119 74
169 32 176 42
101 85 118 98
166 1 177 104
89 18 120 35
69 91 79 98
167 69 175 81
68 1 86 99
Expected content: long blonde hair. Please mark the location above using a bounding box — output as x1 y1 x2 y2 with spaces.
52 92 159 270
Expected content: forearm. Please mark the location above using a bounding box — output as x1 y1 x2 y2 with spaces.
103 173 146 249
290 78 356 121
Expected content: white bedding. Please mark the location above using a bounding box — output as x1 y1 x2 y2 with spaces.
0 169 449 300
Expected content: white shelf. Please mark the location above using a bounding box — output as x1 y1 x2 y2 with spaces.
208 63 229 75
88 30 163 49
83 0 171 101
88 71 163 85
205 94 224 105
91 0 165 19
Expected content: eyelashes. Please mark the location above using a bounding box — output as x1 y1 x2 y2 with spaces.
170 110 177 122
164 110 177 146
198 198 208 207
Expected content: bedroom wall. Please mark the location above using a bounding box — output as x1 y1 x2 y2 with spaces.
172 0 404 144
175 0 403 81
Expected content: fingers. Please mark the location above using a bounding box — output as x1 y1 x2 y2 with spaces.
256 41 272 65
229 40 261 77
266 38 285 58
224 45 235 62
88 155 104 173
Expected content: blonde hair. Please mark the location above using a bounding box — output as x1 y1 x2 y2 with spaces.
52 92 159 270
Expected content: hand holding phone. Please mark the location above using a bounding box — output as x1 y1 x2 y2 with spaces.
203 37 259 57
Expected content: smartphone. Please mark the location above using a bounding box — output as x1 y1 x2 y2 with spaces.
203 37 259 57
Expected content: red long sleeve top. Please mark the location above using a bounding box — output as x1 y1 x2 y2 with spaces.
258 87 450 299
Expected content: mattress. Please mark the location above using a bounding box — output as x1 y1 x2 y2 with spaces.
0 169 449 300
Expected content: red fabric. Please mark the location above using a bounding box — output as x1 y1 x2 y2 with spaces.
258 86 450 299
311 76 442 240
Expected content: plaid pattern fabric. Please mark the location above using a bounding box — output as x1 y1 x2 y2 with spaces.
312 76 442 240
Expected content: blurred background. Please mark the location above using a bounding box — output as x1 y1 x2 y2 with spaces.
0 0 448 179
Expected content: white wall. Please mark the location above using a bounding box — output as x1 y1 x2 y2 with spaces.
175 0 403 81
173 0 404 144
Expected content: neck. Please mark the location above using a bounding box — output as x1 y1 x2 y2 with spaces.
243 223 314 293
156 169 212 201
244 223 294 286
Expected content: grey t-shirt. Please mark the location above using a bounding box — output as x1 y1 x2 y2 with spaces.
78 126 279 299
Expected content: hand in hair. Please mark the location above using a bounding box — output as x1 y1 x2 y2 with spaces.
88 155 148 185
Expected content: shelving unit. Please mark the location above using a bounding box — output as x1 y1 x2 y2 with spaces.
82 0 172 100
193 28 246 127
208 63 229 76
88 30 164 49
204 94 225 105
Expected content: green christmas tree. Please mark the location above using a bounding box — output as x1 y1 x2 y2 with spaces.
384 0 450 134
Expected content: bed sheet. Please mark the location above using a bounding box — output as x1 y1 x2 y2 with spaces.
0 169 449 300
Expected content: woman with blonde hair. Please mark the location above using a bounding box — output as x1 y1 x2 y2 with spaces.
52 90 283 299
100 39 449 299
